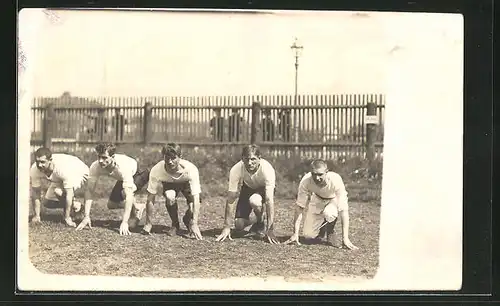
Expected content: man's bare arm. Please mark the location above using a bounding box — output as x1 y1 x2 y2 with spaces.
339 209 350 240
339 208 358 250
224 191 238 228
145 191 156 226
191 194 201 224
83 178 98 218
284 205 304 245
121 188 135 222
31 187 42 220
292 205 304 236
264 189 275 231
64 187 74 220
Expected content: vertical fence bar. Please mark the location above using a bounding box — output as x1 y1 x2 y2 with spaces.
251 101 261 145
43 103 55 148
366 101 377 163
144 102 153 144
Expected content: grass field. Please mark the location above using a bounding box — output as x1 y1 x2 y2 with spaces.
27 146 382 282
28 194 380 281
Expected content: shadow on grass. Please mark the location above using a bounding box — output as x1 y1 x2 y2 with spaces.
32 212 63 224
90 219 123 233
202 227 224 237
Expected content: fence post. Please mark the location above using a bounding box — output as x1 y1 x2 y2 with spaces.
366 102 377 162
143 102 153 144
251 102 261 144
43 103 55 148
97 109 105 141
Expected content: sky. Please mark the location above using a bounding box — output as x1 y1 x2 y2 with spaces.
26 10 392 98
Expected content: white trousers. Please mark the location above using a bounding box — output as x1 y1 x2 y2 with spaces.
44 175 88 201
302 194 340 239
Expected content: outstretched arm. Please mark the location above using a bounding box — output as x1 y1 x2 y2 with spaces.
188 168 202 228
30 187 42 222
339 208 358 250
121 187 135 223
83 178 98 218
284 175 310 245
63 187 75 226
188 193 202 240
29 166 43 222
223 191 238 228
216 163 240 242
191 194 201 225
215 191 238 242
144 191 156 228
284 205 304 245
264 188 279 244
334 174 358 250
76 177 98 230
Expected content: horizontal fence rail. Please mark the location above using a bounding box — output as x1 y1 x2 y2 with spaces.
31 93 385 160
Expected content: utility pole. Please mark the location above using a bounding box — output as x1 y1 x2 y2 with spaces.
290 37 303 143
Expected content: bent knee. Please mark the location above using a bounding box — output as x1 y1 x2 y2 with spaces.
302 227 319 239
248 193 263 208
234 218 248 230
53 188 65 198
164 190 177 203
322 205 338 223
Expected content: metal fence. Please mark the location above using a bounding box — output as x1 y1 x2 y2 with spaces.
31 93 385 159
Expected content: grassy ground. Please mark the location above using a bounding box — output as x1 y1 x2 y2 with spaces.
28 146 382 281
28 195 380 281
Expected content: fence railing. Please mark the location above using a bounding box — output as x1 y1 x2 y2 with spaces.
31 94 385 160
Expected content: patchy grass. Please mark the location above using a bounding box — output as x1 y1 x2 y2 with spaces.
28 195 380 280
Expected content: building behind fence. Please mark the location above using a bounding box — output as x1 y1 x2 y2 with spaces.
31 92 385 160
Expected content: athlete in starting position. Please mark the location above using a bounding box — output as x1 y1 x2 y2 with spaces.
144 143 203 240
30 147 89 227
76 143 150 235
216 144 279 244
284 159 358 250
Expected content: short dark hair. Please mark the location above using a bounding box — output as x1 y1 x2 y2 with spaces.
310 159 328 170
161 143 181 158
34 147 52 159
241 144 261 158
95 143 117 156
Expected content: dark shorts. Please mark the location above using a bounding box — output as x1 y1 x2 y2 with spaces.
43 199 65 209
109 168 151 203
161 181 201 204
235 183 266 219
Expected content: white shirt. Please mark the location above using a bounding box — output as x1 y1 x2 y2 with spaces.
296 171 348 211
228 159 276 192
30 153 90 189
146 159 201 195
88 154 138 191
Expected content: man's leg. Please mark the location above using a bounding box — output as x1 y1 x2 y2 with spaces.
107 181 141 228
107 181 125 209
322 203 340 247
234 185 254 233
131 168 150 230
43 183 64 208
247 193 265 237
180 183 201 230
43 183 75 222
163 185 181 236
127 193 140 229
302 197 327 241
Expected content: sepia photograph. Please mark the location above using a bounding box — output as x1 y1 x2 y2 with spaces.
17 8 463 291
